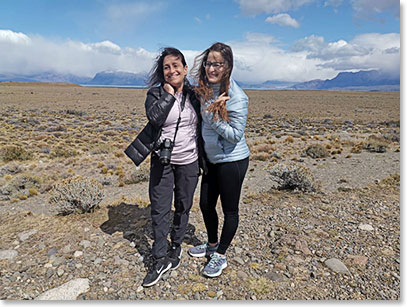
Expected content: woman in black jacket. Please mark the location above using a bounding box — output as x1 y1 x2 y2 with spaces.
126 47 205 287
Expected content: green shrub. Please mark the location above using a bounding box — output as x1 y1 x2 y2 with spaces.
49 176 104 215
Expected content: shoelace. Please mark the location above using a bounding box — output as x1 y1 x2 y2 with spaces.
208 254 224 268
197 243 207 250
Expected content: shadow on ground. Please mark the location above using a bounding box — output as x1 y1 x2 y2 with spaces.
100 202 201 268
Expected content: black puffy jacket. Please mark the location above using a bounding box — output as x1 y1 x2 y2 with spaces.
124 84 207 174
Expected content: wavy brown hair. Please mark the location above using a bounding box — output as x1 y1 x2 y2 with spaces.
191 42 233 102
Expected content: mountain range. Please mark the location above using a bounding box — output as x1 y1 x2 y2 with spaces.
0 70 399 91
289 70 399 91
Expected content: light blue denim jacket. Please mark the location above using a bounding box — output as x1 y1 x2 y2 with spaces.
201 78 250 164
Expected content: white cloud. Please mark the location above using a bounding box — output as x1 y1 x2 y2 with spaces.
195 17 202 24
228 34 337 83
292 35 365 60
291 33 400 76
226 31 399 83
0 29 31 44
265 13 300 28
88 41 122 54
235 0 315 16
0 29 400 83
0 30 155 77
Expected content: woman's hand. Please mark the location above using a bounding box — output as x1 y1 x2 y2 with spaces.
163 83 175 95
206 92 230 121
214 92 230 106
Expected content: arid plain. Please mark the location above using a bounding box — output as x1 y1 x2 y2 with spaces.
0 83 400 300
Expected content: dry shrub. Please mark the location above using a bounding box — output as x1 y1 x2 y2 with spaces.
124 164 150 184
251 152 270 161
0 162 22 176
269 163 316 192
305 144 329 159
363 135 389 153
51 145 79 158
49 176 104 215
351 144 363 153
251 143 275 161
380 173 400 187
0 173 42 200
90 143 114 155
255 143 275 153
1 145 33 162
65 109 85 116
114 151 125 158
382 130 400 143
247 277 271 295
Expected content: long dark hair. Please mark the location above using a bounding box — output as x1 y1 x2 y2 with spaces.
148 47 187 88
192 42 234 101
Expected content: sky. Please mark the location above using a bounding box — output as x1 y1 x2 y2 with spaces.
0 0 401 83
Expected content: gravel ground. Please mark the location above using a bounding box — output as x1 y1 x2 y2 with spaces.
0 153 400 300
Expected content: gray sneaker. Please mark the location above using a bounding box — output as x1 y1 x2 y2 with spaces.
202 252 227 277
188 242 218 258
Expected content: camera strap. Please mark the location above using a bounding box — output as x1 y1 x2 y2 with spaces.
172 92 187 144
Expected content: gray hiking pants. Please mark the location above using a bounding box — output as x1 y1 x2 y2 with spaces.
149 154 199 259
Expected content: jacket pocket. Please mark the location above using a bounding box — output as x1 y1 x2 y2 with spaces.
219 136 236 154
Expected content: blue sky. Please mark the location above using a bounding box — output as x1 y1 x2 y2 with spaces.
0 0 401 83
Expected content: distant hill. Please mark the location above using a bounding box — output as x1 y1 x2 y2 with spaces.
86 71 147 86
0 72 91 84
0 71 148 87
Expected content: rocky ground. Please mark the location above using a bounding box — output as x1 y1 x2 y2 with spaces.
0 83 400 300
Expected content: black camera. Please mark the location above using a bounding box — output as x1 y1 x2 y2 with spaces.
158 138 173 165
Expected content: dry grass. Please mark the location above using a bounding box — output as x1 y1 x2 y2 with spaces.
0 83 399 203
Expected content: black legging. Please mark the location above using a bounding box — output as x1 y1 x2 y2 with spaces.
199 157 249 255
